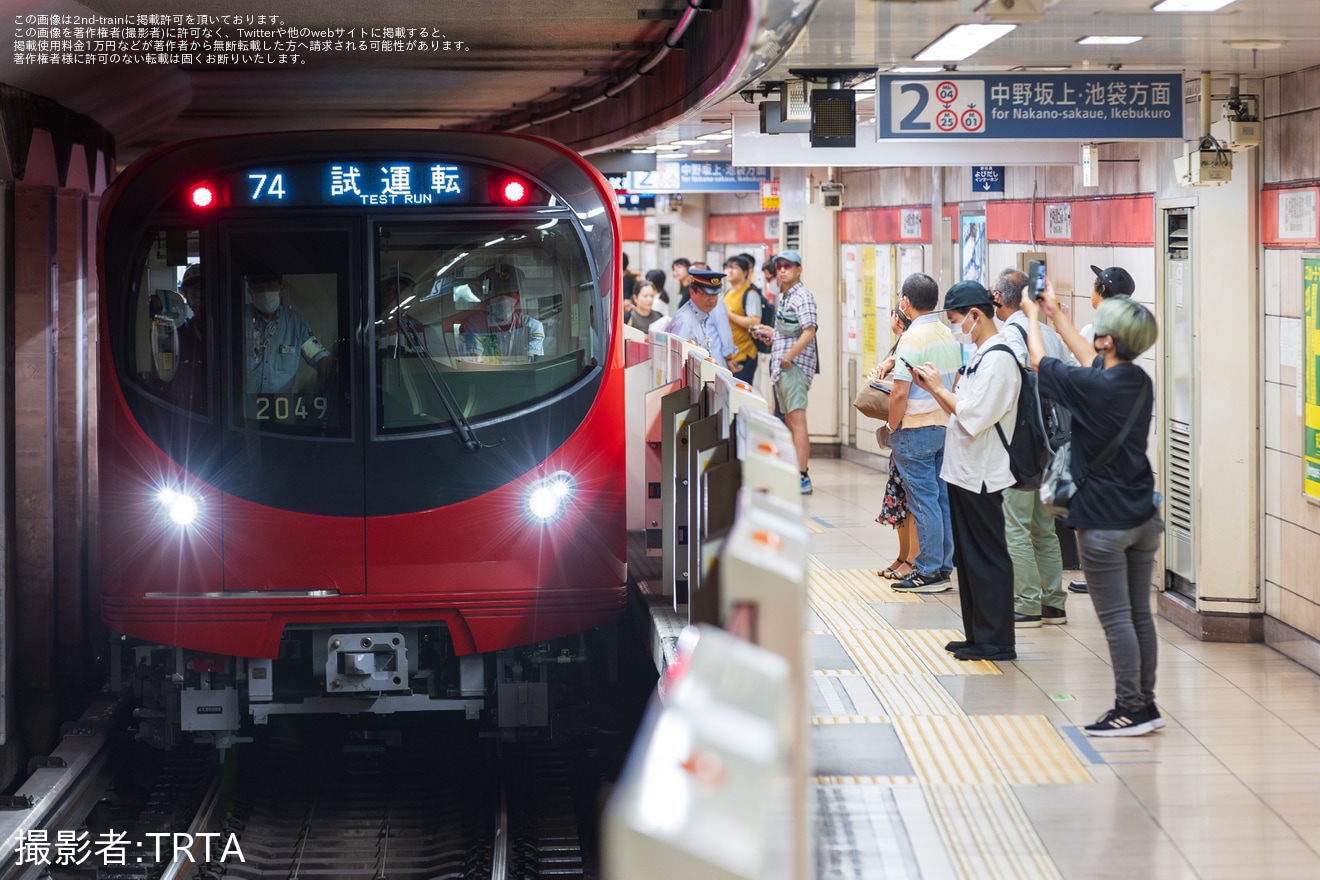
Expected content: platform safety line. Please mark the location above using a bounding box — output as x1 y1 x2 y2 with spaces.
892 715 1003 785
837 629 930 677
924 783 1065 880
815 775 920 786
809 567 925 604
866 673 964 717
896 628 1002 676
806 518 830 534
971 715 1093 786
811 715 891 725
812 669 865 677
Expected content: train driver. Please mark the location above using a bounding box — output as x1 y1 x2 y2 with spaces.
243 273 334 394
459 263 545 361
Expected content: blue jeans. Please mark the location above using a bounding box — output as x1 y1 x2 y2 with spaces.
1076 517 1164 713
888 425 953 578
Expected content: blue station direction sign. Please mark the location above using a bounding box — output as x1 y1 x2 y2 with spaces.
972 166 1004 193
879 73 1184 141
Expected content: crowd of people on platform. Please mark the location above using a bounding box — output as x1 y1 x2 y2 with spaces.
869 264 1163 738
624 249 819 495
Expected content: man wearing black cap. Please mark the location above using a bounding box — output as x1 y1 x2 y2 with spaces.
908 280 1021 662
664 268 738 369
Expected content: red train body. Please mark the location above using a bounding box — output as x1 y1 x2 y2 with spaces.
97 132 627 744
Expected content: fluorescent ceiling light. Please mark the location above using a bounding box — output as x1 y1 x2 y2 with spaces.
1223 39 1285 49
1078 35 1143 45
890 66 943 74
1152 0 1236 10
914 23 1016 62
698 133 733 140
1013 65 1072 71
692 149 722 154
670 140 704 146
657 153 688 161
652 144 681 151
630 148 655 153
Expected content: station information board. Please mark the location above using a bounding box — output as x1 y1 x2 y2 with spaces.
879 73 1184 141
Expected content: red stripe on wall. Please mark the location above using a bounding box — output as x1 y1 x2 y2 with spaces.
1262 184 1320 248
620 215 647 242
986 195 1154 246
839 206 932 243
708 213 776 244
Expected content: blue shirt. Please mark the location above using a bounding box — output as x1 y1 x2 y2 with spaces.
665 298 736 364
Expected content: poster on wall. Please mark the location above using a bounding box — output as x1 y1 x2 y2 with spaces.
961 215 986 283
1305 258 1320 499
862 246 877 373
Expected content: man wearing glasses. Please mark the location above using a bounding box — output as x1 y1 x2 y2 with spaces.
663 268 738 370
752 250 819 495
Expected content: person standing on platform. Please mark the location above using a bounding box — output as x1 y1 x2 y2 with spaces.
1021 280 1162 735
886 274 963 593
909 280 1020 662
752 250 818 495
625 281 666 333
643 268 670 317
672 257 693 310
992 268 1078 627
664 269 737 369
761 258 780 306
721 254 763 383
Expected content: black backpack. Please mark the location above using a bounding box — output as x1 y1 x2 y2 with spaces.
966 343 1052 490
745 286 772 353
1009 324 1071 451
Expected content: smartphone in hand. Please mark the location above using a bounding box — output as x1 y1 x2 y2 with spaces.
1027 259 1047 300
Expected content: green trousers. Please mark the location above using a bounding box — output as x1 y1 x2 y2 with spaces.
1003 487 1065 615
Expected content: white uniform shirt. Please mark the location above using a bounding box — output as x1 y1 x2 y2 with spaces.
1002 311 1079 368
940 332 1021 493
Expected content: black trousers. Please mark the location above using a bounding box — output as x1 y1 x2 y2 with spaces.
949 482 1016 648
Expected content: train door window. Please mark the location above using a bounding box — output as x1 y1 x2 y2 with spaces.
228 228 353 437
373 219 597 434
126 228 208 414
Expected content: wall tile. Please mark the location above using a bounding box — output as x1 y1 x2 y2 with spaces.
1266 514 1282 587
1266 447 1283 518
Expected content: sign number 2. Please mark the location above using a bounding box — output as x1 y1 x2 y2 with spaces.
898 83 932 131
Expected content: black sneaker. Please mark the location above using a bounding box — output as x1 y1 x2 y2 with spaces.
1084 706 1155 737
944 639 972 652
1014 612 1042 628
1041 606 1067 625
952 643 1016 662
1147 703 1166 730
1068 580 1089 594
892 572 952 593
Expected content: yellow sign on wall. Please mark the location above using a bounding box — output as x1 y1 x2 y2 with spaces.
1304 258 1320 498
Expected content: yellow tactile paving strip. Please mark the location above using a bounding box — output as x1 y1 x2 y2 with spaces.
811 715 890 725
806 519 829 534
807 554 1089 879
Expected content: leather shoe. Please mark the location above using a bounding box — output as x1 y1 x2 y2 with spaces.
1014 612 1042 628
944 639 972 652
953 644 1017 662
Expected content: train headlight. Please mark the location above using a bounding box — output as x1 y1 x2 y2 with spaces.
523 471 576 524
157 487 202 527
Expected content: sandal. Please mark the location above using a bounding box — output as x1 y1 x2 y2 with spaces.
879 559 914 580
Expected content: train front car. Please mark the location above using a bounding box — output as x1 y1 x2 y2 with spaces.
98 132 627 748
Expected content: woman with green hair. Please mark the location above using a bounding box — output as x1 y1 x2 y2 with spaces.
1021 280 1163 738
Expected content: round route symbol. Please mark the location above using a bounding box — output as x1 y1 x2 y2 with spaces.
936 109 958 132
961 108 985 132
936 81 959 105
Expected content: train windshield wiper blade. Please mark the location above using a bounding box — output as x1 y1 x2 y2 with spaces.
399 322 489 453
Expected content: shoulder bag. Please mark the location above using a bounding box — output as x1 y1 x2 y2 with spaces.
1040 381 1150 518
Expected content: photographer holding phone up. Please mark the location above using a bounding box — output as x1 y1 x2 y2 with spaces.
1020 276 1163 736
908 280 1021 662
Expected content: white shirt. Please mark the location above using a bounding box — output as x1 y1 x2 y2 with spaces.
1002 311 1079 368
940 332 1021 493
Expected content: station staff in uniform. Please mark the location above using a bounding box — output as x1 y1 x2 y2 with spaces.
244 273 332 394
664 269 738 368
460 263 546 360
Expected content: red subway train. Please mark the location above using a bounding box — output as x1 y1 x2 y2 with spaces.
97 131 627 746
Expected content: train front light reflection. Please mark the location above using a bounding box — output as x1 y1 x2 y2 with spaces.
523 472 576 524
157 487 202 527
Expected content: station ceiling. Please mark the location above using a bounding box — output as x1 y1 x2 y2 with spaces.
2 0 1316 169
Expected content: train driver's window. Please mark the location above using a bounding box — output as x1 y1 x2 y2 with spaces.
128 228 207 414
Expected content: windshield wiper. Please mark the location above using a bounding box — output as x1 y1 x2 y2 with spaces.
399 322 497 453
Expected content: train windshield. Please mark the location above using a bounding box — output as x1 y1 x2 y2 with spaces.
374 219 597 435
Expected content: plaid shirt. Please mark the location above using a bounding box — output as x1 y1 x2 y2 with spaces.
770 281 818 382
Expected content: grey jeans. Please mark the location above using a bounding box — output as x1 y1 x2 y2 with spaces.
1075 517 1164 713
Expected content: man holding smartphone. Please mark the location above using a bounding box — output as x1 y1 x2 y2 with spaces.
886 273 964 592
992 268 1079 629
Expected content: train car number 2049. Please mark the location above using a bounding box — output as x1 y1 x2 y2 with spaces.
251 393 329 422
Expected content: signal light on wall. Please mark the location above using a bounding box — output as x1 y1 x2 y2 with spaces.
189 184 215 208
501 179 528 204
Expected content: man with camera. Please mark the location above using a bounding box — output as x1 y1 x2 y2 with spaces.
992 268 1078 629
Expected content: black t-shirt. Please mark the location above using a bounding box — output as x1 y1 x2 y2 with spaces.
1037 356 1156 530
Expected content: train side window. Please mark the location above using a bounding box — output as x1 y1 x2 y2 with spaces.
127 228 207 415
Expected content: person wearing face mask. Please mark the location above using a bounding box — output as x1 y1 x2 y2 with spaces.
460 263 546 362
243 273 333 395
907 280 1021 662
886 273 964 593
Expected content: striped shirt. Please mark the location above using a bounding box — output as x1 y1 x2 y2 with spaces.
891 313 962 427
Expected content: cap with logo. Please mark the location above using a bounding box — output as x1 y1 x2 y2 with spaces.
483 263 526 298
940 279 997 314
1090 265 1135 297
688 269 726 291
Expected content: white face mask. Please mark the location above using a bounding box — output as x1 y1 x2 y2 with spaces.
951 312 975 346
252 290 281 315
487 295 516 325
